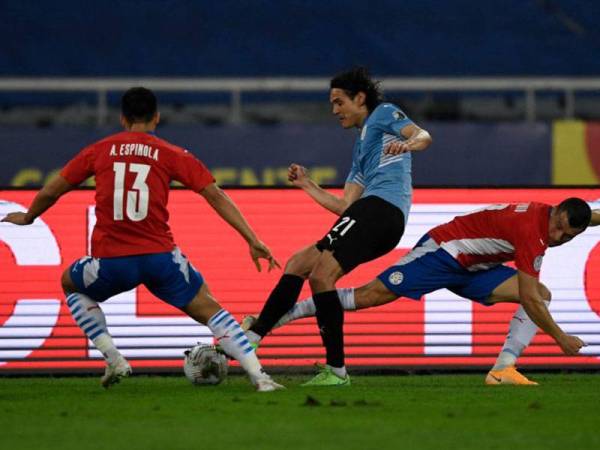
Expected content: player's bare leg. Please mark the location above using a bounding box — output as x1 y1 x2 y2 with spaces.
485 275 551 386
61 269 131 388
354 279 399 308
182 283 283 392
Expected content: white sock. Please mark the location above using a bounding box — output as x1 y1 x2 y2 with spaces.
273 288 356 329
66 292 121 364
338 288 356 311
207 309 267 383
273 298 316 328
328 364 347 378
492 300 549 370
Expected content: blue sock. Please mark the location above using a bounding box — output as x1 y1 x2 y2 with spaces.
208 309 265 382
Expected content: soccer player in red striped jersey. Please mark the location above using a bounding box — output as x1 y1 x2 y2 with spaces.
1 87 283 391
254 199 600 385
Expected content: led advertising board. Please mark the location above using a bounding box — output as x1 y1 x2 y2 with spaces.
1 189 599 371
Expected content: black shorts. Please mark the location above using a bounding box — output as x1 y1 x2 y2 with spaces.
316 196 405 273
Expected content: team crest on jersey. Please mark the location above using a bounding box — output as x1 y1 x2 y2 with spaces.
393 110 406 121
533 255 543 272
388 271 404 285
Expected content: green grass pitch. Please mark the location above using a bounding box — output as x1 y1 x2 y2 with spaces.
1 373 599 450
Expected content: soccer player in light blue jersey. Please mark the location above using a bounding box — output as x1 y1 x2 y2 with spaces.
244 67 432 386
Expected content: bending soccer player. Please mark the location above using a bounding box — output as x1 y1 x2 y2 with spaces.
244 67 432 386
249 199 600 385
1 87 283 392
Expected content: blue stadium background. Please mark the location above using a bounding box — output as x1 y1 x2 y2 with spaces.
1 0 599 187
3 0 599 76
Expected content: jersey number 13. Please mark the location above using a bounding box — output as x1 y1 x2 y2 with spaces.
112 162 150 221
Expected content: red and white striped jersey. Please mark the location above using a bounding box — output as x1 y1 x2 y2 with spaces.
61 131 214 258
428 202 551 278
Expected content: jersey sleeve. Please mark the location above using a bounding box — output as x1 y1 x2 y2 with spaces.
170 150 215 192
513 204 550 278
60 145 95 185
375 104 414 136
345 141 365 186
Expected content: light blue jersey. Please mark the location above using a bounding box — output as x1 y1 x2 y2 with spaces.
345 102 414 222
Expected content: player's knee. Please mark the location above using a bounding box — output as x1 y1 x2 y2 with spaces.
284 251 311 277
307 269 335 293
307 274 325 292
61 269 77 295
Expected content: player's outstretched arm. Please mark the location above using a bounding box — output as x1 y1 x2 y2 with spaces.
1 175 74 225
199 183 280 272
384 124 432 155
517 270 585 355
288 163 363 215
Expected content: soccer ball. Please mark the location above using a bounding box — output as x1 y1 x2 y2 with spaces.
183 344 228 385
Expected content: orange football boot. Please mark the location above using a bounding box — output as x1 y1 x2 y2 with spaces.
485 366 539 386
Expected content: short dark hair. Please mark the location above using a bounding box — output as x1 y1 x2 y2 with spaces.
121 87 157 123
330 67 383 112
557 197 591 229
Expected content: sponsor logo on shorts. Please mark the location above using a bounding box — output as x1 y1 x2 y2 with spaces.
533 255 543 272
388 271 404 285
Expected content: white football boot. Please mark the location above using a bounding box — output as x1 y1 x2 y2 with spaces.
254 375 285 392
101 356 132 388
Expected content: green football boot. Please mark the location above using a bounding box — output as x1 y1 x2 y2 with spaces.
301 364 351 387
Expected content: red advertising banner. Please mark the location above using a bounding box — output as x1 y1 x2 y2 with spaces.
1 188 599 372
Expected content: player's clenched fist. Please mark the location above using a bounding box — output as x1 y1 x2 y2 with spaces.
288 163 309 187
